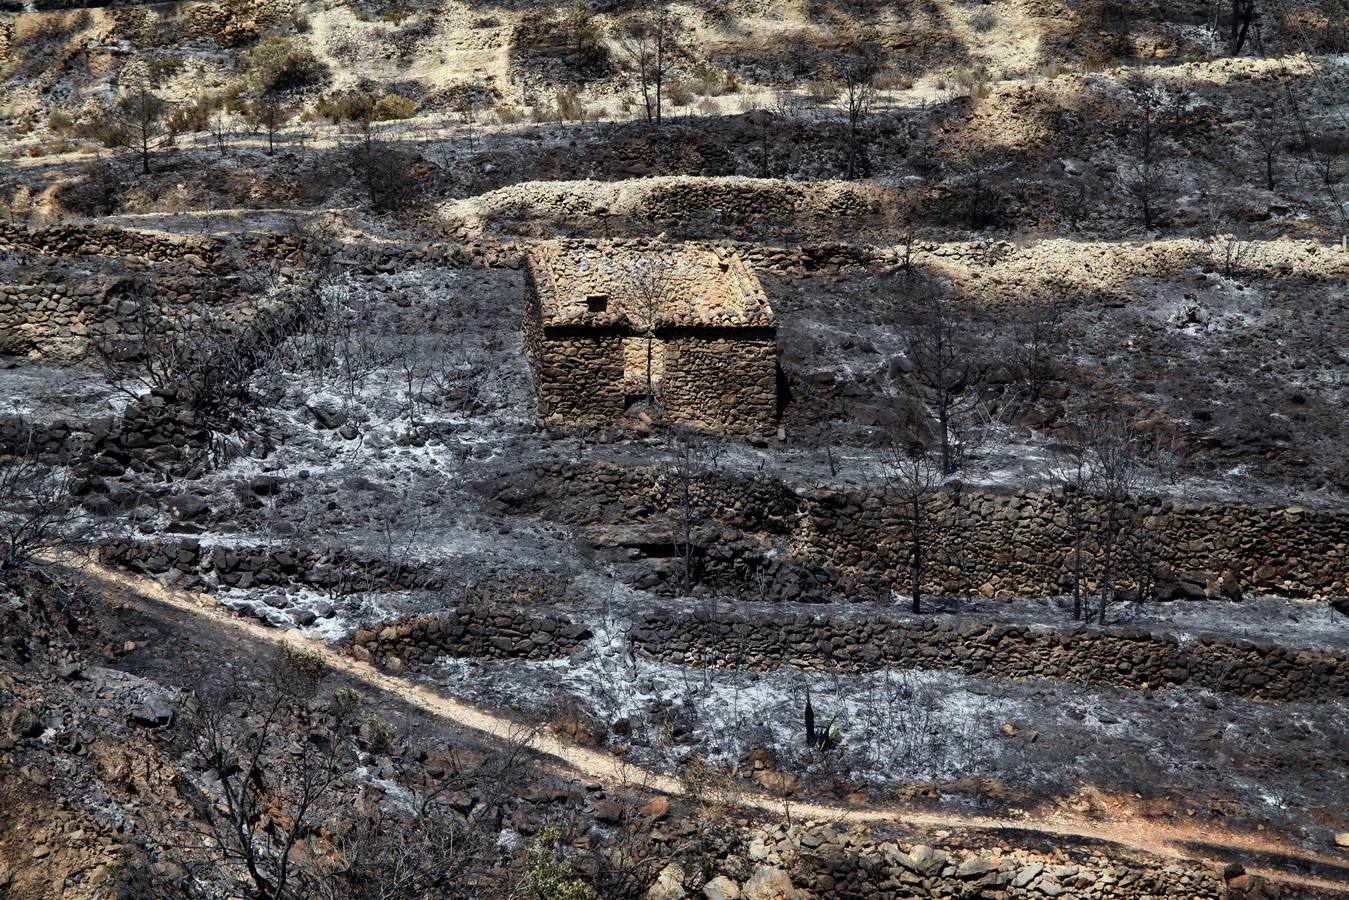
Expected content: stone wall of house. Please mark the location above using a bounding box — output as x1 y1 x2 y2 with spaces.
521 241 780 434
661 328 778 433
529 327 628 422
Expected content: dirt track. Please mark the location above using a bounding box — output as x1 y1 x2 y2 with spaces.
59 555 1349 896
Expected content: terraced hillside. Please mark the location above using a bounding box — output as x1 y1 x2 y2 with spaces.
2 0 1348 898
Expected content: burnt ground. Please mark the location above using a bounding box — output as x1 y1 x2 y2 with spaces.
6 243 1347 865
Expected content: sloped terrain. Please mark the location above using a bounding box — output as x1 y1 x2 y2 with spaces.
2 0 1349 897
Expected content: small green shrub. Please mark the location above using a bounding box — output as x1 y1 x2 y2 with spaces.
492 102 524 124
365 716 398 755
554 85 585 121
332 686 363 714
316 90 373 123
526 827 597 900
247 36 326 93
80 115 128 149
666 78 693 108
371 93 417 121
690 62 738 97
315 90 415 122
147 55 186 83
47 109 77 135
379 4 411 23
970 8 998 33
282 642 327 686
28 140 78 157
168 93 218 134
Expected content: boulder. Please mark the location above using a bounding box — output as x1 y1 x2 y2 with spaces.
741 866 801 900
128 694 176 728
166 493 209 521
646 862 688 900
702 876 740 900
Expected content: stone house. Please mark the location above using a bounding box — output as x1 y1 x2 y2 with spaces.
523 240 778 433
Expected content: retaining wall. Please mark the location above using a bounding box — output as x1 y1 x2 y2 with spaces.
505 463 1349 599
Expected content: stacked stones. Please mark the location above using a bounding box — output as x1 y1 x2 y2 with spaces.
504 463 1349 600
0 415 107 461
494 462 796 534
795 487 1348 600
95 385 212 478
689 823 1236 900
0 270 241 361
462 176 886 240
98 539 435 592
629 609 1348 702
0 223 227 264
0 389 205 477
0 224 296 361
350 608 592 670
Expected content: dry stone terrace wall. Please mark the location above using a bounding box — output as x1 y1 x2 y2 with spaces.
0 224 321 361
500 464 1349 599
447 177 888 241
731 824 1240 900
97 538 437 592
798 487 1349 600
0 222 228 265
462 235 891 276
349 608 593 670
0 385 209 477
0 222 318 267
0 262 242 360
334 599 1345 702
629 609 1349 703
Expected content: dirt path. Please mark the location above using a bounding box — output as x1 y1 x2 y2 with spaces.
65 557 1349 895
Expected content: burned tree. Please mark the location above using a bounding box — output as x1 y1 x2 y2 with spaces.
0 425 80 572
615 0 683 125
661 425 721 596
624 254 672 406
248 98 292 156
1228 0 1259 55
1117 74 1185 231
1049 426 1096 622
1006 305 1063 411
1250 102 1286 192
826 32 885 179
187 646 356 899
346 125 420 213
880 439 940 614
902 292 975 476
1089 414 1140 625
116 80 168 175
